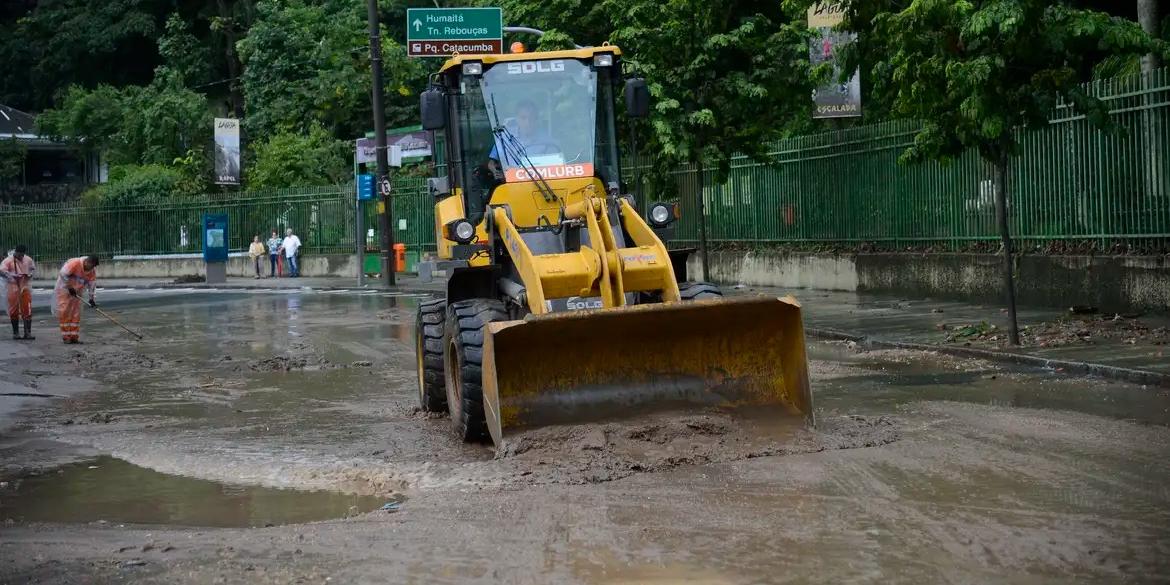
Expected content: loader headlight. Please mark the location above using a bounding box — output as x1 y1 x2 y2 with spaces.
593 53 614 68
462 61 483 76
446 219 476 243
649 203 672 227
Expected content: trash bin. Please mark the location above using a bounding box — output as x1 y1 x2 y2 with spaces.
393 243 406 272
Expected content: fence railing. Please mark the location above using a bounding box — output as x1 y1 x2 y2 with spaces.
658 67 1170 251
2 69 1167 267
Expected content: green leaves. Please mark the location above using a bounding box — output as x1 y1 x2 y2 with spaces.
237 0 424 145
248 125 350 190
494 0 816 181
858 0 1156 164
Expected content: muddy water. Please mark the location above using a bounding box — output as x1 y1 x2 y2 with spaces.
809 343 1170 425
3 289 1170 583
0 456 394 527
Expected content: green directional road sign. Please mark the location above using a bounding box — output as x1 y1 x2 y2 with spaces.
406 7 503 57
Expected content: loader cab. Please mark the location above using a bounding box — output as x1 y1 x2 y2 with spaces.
422 48 626 264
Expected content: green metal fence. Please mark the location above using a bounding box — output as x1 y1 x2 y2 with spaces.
660 68 1170 251
2 69 1167 266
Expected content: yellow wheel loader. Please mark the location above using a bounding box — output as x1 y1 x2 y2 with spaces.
413 45 812 448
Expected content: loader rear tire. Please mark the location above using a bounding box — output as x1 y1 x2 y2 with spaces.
679 282 723 301
444 298 508 442
416 298 448 412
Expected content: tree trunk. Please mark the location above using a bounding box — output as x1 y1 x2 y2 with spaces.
992 154 1020 346
1138 0 1162 72
1138 0 1165 206
218 0 244 118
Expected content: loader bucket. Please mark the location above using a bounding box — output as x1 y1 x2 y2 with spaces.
480 296 812 448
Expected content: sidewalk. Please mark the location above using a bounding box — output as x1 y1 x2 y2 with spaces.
789 289 1169 387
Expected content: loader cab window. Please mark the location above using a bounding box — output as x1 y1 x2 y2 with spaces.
466 58 618 187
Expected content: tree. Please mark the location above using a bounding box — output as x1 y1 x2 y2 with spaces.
861 0 1153 344
248 125 350 189
39 75 211 170
493 0 820 177
158 13 212 87
0 0 170 110
35 85 127 159
82 164 197 205
237 0 424 145
0 137 27 186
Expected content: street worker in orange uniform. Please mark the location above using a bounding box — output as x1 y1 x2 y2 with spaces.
0 245 36 340
54 255 99 344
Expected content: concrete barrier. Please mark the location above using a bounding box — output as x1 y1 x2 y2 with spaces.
690 250 1170 313
31 253 360 280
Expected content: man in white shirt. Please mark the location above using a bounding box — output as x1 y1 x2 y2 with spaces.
279 228 303 277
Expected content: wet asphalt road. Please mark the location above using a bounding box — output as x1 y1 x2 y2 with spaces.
0 289 1168 583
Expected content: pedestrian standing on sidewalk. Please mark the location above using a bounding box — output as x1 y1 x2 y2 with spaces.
281 228 302 277
0 245 36 340
53 255 98 344
266 229 282 277
248 235 266 279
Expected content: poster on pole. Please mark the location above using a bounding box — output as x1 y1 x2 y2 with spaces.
214 118 241 185
355 130 432 165
809 3 862 118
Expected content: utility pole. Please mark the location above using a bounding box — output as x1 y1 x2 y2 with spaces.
366 0 395 286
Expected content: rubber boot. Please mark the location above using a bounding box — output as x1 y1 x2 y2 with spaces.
23 319 34 340
10 319 19 340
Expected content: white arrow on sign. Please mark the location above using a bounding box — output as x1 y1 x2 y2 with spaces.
413 19 422 31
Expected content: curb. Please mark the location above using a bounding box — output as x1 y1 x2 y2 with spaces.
806 326 1170 389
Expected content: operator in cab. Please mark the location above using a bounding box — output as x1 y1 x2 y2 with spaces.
487 100 557 179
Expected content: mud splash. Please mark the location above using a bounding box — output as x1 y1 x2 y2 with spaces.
491 409 899 485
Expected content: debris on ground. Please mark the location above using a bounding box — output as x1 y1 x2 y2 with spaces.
248 355 335 372
379 502 401 512
172 274 205 284
943 314 1170 348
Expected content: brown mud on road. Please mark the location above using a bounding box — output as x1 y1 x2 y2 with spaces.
1 290 1169 583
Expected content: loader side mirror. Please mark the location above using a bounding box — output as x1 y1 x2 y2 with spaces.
624 78 650 118
420 88 446 130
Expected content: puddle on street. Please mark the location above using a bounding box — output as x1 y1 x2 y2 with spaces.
809 341 1170 426
0 456 396 528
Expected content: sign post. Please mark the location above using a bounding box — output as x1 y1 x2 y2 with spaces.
406 7 503 57
355 174 374 286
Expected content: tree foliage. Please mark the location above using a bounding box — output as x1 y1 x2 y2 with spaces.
237 0 424 144
0 0 168 111
39 75 211 170
858 0 1154 164
82 164 199 205
493 0 820 179
0 138 27 185
248 125 350 189
158 13 213 87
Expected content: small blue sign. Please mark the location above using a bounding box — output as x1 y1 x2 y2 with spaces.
356 174 375 201
202 213 229 262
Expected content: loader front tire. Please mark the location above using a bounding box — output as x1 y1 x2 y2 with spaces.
444 298 508 442
416 298 448 412
679 282 723 301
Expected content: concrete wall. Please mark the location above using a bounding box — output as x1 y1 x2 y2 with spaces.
34 253 359 280
691 250 1170 313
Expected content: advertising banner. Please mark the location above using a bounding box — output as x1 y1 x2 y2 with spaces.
809 4 862 118
356 130 432 165
214 118 241 185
